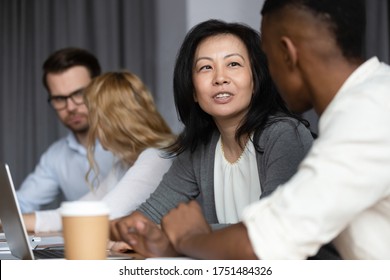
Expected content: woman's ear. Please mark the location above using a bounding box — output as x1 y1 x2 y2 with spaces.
193 92 198 102
280 36 298 70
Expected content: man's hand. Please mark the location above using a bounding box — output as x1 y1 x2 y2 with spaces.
161 200 211 253
23 213 36 233
162 201 257 259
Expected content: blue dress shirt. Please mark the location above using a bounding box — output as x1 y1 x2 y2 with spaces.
16 133 115 213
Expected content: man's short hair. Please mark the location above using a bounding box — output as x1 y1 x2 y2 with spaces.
42 47 101 92
261 0 366 61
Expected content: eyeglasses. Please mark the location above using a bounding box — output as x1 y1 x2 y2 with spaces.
48 89 85 110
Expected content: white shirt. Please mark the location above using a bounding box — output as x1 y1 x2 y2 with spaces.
242 57 390 259
214 137 261 223
17 133 115 213
34 148 172 232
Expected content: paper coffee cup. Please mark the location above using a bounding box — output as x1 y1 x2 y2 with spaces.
60 201 110 260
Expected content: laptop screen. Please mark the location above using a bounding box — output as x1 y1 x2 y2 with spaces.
0 162 34 259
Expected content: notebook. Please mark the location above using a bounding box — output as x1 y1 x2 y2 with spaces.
0 162 134 260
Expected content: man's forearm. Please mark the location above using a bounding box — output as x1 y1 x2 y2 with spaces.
178 223 258 259
23 213 36 233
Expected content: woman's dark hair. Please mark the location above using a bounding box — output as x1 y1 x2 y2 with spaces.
42 47 101 93
167 19 308 156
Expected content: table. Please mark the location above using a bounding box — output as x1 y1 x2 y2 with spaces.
0 231 143 260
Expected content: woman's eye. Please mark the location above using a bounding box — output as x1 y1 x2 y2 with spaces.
229 62 241 67
199 65 212 71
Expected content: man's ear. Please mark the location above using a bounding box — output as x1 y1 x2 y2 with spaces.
280 36 298 70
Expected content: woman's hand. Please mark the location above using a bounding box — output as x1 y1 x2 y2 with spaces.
107 240 133 252
110 211 178 258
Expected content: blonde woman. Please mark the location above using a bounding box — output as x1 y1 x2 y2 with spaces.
23 71 175 234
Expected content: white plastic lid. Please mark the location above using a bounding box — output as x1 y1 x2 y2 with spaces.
60 201 110 217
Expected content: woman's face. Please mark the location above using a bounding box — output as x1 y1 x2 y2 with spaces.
192 34 253 126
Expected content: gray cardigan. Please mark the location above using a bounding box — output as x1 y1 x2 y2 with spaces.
137 117 313 225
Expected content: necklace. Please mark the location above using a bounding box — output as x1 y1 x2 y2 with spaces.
220 138 248 165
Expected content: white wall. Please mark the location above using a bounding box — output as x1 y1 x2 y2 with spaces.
186 0 263 30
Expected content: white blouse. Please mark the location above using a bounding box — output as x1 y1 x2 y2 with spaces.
214 137 261 223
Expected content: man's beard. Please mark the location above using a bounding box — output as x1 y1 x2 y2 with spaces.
66 121 89 136
71 124 89 135
64 112 89 135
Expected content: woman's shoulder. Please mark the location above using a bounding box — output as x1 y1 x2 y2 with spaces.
266 116 305 131
259 116 313 142
138 147 168 159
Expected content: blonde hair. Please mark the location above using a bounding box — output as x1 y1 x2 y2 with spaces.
84 71 175 187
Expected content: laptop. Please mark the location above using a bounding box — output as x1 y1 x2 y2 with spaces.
0 162 66 259
0 162 135 260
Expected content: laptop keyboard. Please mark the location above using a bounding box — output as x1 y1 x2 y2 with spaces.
33 249 65 259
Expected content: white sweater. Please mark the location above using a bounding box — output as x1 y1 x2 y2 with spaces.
34 148 172 232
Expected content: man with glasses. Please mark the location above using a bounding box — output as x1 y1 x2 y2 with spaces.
16 48 115 222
